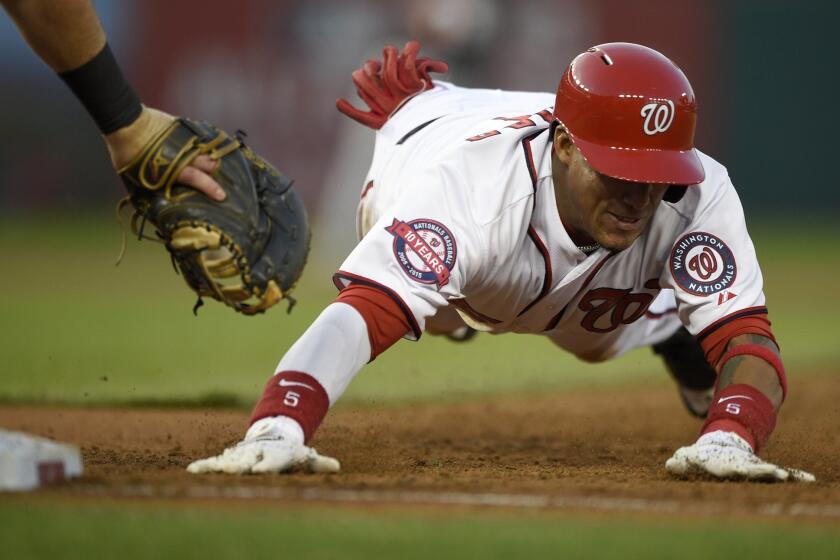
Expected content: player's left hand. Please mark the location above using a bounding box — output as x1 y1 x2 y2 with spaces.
666 430 815 482
105 106 226 201
186 418 340 475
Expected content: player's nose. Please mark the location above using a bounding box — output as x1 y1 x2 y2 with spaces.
620 182 654 211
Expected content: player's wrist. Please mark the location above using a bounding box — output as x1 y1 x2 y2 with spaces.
106 106 176 171
696 428 753 452
245 416 305 445
250 371 330 444
700 384 777 453
58 42 142 134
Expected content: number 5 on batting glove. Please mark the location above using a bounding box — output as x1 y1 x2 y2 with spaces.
186 417 340 475
665 430 814 482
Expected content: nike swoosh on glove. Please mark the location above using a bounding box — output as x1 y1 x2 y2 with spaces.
186 417 339 474
665 430 815 482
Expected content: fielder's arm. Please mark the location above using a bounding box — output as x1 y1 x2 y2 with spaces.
1 0 104 71
1 0 224 199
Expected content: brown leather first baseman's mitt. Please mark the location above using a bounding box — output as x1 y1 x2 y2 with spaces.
118 118 309 315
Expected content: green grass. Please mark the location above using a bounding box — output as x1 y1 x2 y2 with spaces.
1 217 838 557
1 500 838 560
0 215 837 407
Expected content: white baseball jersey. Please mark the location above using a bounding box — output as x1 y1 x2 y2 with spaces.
335 82 766 362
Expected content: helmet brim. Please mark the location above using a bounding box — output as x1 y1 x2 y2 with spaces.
570 133 706 185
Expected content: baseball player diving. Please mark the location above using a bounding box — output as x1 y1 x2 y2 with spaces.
188 41 814 482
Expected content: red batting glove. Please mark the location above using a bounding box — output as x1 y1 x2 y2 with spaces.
336 40 449 129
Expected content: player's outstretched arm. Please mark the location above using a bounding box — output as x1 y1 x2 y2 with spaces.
666 334 814 482
1 0 224 200
188 288 409 474
187 303 367 474
188 283 413 474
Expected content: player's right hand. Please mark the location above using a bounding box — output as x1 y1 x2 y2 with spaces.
665 430 815 482
186 417 340 475
106 107 226 201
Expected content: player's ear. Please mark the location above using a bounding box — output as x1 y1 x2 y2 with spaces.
553 126 574 165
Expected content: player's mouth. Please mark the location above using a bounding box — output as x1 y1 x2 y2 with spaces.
605 211 644 232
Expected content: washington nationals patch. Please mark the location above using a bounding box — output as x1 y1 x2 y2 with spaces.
670 232 737 296
386 218 457 288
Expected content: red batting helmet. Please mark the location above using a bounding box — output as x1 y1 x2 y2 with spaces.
553 42 704 185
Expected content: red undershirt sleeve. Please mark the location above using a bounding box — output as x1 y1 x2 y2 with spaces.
335 283 413 360
699 313 777 365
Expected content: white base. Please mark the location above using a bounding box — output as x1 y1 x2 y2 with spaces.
0 429 83 491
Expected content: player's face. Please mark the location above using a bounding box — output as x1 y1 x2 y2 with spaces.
552 131 668 251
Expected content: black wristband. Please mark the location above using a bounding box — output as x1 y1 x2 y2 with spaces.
58 43 143 134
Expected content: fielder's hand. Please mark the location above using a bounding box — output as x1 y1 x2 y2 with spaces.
106 107 225 201
666 430 815 482
186 417 340 475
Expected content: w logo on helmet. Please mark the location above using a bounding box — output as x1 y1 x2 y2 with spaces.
640 100 675 135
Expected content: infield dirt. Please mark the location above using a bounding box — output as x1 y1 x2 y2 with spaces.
1 374 838 517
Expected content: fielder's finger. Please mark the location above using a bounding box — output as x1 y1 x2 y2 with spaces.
178 165 226 201
192 154 219 173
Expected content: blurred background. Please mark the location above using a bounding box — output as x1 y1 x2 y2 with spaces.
2 0 839 254
0 0 837 406
2 2 839 550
